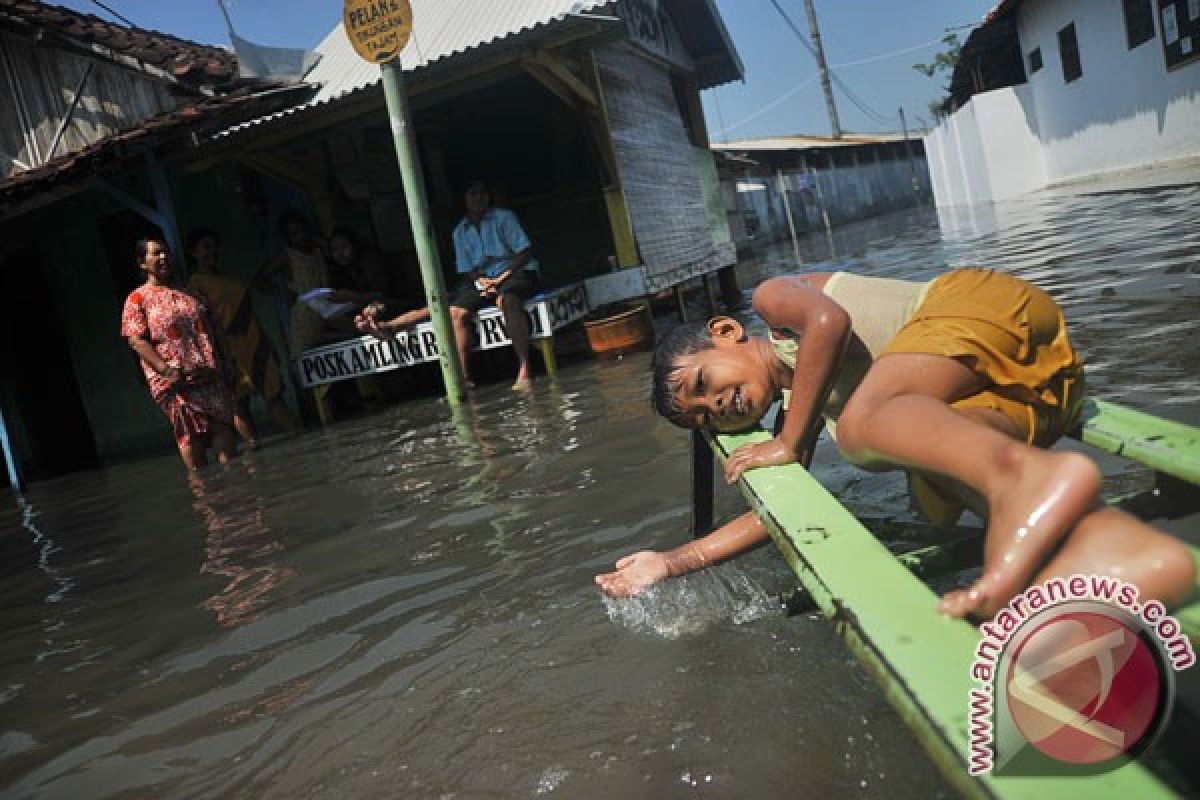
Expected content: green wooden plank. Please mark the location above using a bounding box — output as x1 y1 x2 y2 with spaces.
1179 550 1200 647
1078 399 1200 485
709 428 1177 800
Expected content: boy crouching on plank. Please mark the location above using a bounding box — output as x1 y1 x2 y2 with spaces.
595 269 1195 618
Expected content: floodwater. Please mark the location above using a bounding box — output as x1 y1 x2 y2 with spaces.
3 178 1200 799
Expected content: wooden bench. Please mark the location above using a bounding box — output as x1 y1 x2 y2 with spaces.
294 283 590 389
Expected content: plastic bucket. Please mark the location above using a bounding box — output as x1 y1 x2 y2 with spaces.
583 304 655 358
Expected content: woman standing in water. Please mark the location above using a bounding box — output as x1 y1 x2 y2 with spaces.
187 227 297 446
121 237 238 470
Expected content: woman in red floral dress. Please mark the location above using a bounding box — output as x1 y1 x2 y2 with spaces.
121 237 238 470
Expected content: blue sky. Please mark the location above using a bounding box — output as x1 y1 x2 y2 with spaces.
58 0 996 140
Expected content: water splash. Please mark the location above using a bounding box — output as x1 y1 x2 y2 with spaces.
600 566 777 638
534 765 569 794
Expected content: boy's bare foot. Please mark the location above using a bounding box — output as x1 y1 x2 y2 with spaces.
940 450 1101 619
595 551 670 597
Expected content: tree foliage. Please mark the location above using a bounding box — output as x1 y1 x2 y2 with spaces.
914 33 962 120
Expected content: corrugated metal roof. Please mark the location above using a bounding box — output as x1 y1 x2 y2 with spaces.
314 0 612 103
216 0 613 138
712 133 917 151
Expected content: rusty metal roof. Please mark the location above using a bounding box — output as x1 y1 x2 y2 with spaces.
0 0 239 89
0 85 312 216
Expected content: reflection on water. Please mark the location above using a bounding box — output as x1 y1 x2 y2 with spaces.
3 181 1200 798
192 471 296 629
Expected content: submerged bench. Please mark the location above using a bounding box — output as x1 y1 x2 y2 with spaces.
693 399 1200 799
294 283 589 388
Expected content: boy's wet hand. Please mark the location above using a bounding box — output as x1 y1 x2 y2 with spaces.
724 437 795 483
594 551 669 597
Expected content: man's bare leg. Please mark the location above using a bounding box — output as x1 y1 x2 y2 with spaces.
835 353 1101 619
499 292 532 388
449 305 476 388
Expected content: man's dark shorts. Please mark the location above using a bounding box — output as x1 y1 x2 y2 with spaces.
450 270 539 314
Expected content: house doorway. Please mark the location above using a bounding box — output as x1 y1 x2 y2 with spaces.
0 246 100 481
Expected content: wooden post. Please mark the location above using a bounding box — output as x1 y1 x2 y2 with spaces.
717 266 743 310
703 273 719 316
673 284 688 323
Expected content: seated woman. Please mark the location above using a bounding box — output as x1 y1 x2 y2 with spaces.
321 227 404 338
121 237 238 471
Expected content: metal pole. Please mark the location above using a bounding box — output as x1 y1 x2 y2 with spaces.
899 107 922 206
776 168 802 266
804 0 841 140
380 59 465 405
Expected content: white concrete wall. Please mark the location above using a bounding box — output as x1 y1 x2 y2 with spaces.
925 0 1200 206
1019 0 1200 183
924 85 1047 206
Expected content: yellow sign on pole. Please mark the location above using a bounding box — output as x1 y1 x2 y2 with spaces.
343 0 412 64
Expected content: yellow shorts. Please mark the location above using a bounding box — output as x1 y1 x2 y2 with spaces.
883 268 1086 526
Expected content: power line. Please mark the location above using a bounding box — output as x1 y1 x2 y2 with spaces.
828 37 945 70
711 84 730 142
766 0 897 128
719 73 820 135
88 0 135 27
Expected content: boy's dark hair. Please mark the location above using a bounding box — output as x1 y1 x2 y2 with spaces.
651 322 716 426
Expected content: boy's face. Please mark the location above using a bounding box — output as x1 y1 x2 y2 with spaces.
670 318 773 433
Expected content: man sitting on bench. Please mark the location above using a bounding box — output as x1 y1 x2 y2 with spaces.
449 179 540 390
358 179 539 390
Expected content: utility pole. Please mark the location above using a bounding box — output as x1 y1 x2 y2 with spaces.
804 0 841 140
